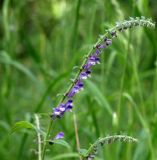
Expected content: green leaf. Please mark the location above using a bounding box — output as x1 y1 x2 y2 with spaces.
50 153 79 160
85 80 113 115
53 139 71 149
0 120 10 131
0 51 36 82
10 121 36 134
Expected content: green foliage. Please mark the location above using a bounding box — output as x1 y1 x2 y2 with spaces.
85 80 113 115
10 121 36 134
51 139 71 149
50 153 80 160
0 51 36 81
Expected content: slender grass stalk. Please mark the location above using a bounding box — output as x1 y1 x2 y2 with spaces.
123 93 155 160
2 0 10 42
155 61 157 108
71 0 82 49
117 31 132 125
88 98 100 138
73 112 82 160
130 48 145 113
35 114 42 160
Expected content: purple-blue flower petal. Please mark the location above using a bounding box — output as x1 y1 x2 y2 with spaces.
65 99 73 111
51 103 66 119
67 80 84 98
97 43 107 49
51 99 74 119
54 132 64 140
95 49 101 55
105 39 112 45
83 55 100 70
80 70 91 79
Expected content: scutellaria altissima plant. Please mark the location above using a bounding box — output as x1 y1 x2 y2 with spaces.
39 16 155 160
11 16 155 160
37 16 155 160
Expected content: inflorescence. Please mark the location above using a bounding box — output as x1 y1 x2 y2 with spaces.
51 37 112 120
82 135 138 160
50 16 155 120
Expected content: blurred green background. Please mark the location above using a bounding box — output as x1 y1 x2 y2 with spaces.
0 0 157 160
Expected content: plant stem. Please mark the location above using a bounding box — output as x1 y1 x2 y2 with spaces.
117 31 132 124
73 112 82 160
35 114 42 160
41 120 53 160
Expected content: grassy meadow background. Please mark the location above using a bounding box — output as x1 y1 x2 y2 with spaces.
0 0 157 160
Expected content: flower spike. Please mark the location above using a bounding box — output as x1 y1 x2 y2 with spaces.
51 17 155 120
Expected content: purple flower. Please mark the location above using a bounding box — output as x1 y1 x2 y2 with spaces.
67 80 84 97
80 70 91 79
65 99 73 111
97 43 107 49
96 38 112 49
105 39 112 46
51 99 74 119
110 31 117 38
54 132 64 140
89 55 99 64
51 103 65 119
95 49 101 55
83 55 100 70
51 36 113 121
49 132 64 145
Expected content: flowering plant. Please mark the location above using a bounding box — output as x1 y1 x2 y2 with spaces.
51 17 155 120
38 16 155 160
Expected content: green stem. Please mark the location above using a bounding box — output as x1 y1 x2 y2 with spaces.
41 120 53 160
117 31 132 125
35 114 42 160
73 112 82 160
